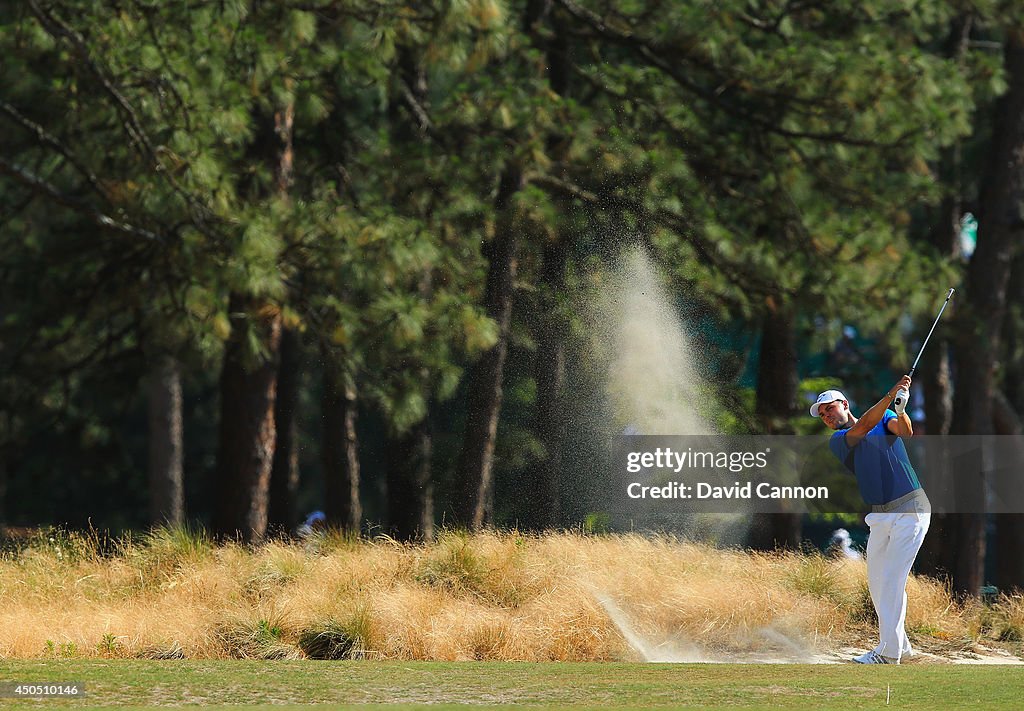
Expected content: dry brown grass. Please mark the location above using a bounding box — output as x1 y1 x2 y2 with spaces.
0 527 1012 661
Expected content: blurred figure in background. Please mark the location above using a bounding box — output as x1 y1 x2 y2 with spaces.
827 528 862 560
297 510 326 540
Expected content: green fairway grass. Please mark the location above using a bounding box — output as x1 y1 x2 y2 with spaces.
0 660 1021 710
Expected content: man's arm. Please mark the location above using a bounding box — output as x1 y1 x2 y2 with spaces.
886 409 913 437
845 375 913 447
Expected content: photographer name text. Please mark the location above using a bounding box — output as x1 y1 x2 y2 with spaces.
626 481 829 500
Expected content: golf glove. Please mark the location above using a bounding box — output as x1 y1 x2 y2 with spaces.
893 388 910 415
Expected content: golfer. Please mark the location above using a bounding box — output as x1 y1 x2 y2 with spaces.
810 375 930 665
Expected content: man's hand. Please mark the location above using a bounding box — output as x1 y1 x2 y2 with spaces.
847 375 915 446
892 375 912 415
890 375 913 397
888 375 913 437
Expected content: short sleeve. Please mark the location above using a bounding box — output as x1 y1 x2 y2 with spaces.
876 411 901 440
830 430 851 462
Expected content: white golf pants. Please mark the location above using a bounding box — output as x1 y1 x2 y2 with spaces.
864 508 930 661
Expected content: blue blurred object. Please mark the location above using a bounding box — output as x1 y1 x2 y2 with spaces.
959 213 977 259
298 510 327 538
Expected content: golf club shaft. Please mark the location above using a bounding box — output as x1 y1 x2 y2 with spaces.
907 287 955 378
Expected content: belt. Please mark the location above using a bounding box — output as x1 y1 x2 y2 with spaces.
870 489 930 513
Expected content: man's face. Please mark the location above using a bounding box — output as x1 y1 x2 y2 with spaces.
818 400 850 430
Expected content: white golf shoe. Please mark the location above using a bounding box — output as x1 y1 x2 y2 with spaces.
853 650 898 664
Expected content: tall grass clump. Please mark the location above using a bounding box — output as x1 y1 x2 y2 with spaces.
415 531 488 594
127 524 213 572
786 554 841 600
0 528 1015 661
298 605 375 660
995 595 1024 643
22 526 104 564
96 524 219 597
214 612 301 660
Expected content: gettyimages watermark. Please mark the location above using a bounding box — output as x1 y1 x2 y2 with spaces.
612 435 1024 515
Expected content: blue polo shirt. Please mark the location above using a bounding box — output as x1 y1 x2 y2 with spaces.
829 409 922 505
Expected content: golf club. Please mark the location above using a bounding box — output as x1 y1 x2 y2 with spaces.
893 287 955 411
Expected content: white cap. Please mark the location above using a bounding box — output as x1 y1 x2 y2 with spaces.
810 389 847 417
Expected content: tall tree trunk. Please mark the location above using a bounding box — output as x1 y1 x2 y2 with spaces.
948 27 1024 596
992 390 1024 591
914 311 957 579
268 325 301 534
450 1 570 531
523 240 568 530
265 84 297 535
322 363 361 531
213 81 293 542
1003 256 1024 412
453 164 522 529
518 3 570 531
915 16 972 580
920 189 959 436
273 89 295 195
999 253 1024 562
951 30 1024 436
387 416 434 541
212 297 282 541
379 48 436 539
995 256 1024 592
386 273 435 540
915 159 960 579
755 299 799 426
749 298 801 550
0 414 7 530
147 353 184 527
